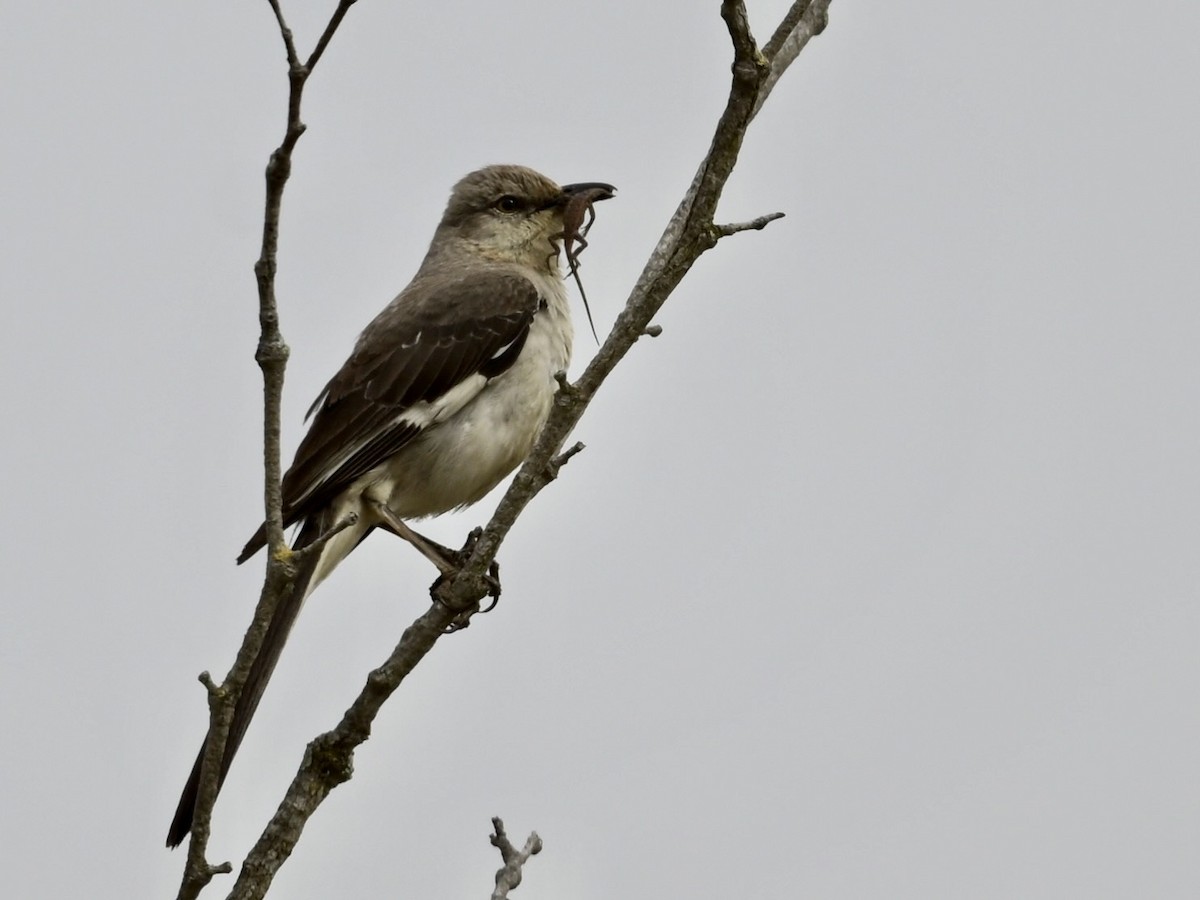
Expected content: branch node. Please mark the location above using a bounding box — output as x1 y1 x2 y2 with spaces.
642 324 663 338
255 336 291 366
265 148 293 185
552 370 579 407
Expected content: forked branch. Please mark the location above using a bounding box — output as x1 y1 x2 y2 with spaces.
176 3 833 899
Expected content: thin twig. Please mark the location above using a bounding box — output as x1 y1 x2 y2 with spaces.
713 211 786 238
172 2 361 898
306 0 358 71
265 0 299 67
291 512 359 564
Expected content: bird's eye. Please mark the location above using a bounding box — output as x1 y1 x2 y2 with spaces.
494 195 525 213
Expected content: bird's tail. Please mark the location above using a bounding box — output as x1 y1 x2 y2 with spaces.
165 511 357 848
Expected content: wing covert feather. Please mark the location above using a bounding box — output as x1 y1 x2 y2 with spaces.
238 269 544 562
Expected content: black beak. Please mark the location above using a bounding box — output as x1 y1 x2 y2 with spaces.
560 182 617 203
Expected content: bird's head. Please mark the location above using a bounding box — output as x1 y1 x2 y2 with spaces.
434 164 615 274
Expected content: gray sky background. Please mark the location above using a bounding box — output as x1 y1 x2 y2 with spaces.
3 2 1198 898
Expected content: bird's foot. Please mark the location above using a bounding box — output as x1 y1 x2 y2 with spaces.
369 502 501 625
430 528 502 632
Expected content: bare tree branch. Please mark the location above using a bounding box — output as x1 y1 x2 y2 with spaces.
757 0 832 116
173 2 359 898
176 1 834 896
230 3 832 885
226 603 459 900
490 818 543 900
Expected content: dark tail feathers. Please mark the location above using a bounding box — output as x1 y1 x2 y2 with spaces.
165 515 325 848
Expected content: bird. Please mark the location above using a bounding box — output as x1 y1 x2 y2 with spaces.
166 164 615 848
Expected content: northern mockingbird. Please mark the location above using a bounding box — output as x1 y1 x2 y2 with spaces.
167 164 614 848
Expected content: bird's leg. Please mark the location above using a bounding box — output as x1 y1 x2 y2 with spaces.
369 499 460 576
368 500 501 625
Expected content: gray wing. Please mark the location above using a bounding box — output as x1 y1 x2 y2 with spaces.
238 268 542 563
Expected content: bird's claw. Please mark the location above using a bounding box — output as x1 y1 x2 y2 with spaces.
430 531 502 632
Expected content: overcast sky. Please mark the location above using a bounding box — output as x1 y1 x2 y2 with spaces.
3 2 1198 898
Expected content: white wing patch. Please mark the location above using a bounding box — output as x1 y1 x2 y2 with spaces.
294 374 489 508
488 335 521 361
396 372 488 430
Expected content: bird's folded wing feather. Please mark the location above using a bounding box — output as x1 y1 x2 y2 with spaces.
237 268 542 563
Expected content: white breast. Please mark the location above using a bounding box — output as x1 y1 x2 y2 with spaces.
367 271 574 519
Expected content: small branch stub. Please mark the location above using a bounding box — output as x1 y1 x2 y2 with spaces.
546 441 586 480
197 672 220 697
714 211 786 238
552 370 579 408
490 817 543 900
